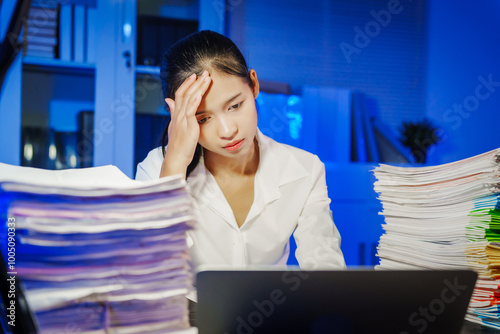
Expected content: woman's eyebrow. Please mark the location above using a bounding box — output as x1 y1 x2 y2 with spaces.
224 92 242 106
196 92 243 115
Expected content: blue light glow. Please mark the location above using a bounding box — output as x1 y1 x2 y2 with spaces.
287 95 300 107
123 23 132 38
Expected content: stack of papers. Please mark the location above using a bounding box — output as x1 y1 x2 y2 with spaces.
372 148 500 330
0 163 195 333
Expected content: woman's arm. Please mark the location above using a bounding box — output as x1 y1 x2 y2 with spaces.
293 157 346 270
135 147 164 181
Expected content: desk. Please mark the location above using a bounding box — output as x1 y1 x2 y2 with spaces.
461 320 499 333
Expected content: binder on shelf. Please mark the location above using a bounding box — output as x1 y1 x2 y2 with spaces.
137 16 198 66
77 110 94 168
58 5 72 62
86 7 96 63
74 5 85 63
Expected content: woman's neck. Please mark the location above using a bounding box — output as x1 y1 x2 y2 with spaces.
203 138 259 177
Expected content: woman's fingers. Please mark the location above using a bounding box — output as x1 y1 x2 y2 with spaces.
170 71 211 119
174 73 197 99
172 72 202 115
180 72 212 117
175 71 206 102
187 80 212 117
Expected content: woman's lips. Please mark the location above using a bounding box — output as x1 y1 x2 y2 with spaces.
224 139 244 151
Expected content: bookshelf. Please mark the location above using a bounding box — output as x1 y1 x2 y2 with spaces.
135 65 160 77
23 56 95 75
11 0 136 176
0 0 224 178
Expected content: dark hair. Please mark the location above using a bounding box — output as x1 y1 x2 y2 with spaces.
159 30 252 178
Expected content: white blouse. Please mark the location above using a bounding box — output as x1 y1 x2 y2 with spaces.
135 129 345 271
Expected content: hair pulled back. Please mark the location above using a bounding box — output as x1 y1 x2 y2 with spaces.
159 30 252 177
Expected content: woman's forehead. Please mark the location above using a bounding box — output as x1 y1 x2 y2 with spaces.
201 72 251 106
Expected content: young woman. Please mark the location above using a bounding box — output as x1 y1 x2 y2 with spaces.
136 30 345 274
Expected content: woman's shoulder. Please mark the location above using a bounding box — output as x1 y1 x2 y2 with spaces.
281 142 319 162
259 133 323 175
281 143 324 174
263 134 322 165
135 147 164 180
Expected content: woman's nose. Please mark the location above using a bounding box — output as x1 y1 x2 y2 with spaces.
217 115 237 139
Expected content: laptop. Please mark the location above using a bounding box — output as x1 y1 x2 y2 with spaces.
196 269 477 334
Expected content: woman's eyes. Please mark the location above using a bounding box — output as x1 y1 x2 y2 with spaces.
229 102 243 111
198 101 244 124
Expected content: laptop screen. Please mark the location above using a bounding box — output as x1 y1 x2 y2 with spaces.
197 269 477 334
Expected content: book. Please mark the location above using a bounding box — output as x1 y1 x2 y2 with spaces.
26 26 57 37
23 3 59 60
25 35 57 46
25 44 55 53
23 50 56 59
30 0 58 9
28 8 58 20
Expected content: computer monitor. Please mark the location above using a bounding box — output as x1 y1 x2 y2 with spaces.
197 269 477 334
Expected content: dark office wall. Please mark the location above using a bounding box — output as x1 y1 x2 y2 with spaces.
425 1 500 165
228 0 428 135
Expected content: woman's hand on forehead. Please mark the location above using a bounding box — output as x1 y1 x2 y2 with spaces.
160 70 212 178
168 71 211 117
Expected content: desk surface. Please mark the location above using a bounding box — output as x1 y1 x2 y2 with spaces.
461 320 499 333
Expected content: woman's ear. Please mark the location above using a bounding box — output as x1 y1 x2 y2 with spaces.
165 98 175 114
249 69 260 99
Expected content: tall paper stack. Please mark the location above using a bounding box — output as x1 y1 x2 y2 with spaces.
0 163 195 333
373 148 500 330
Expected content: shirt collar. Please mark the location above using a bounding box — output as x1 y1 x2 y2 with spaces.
187 128 309 208
254 128 309 204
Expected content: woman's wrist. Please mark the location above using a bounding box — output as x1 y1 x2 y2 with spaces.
159 149 191 178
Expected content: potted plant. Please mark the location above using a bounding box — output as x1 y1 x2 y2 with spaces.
399 118 442 164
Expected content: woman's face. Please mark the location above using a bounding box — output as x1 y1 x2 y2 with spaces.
195 69 259 161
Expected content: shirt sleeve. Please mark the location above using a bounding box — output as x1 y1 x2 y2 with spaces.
135 147 164 181
293 156 346 270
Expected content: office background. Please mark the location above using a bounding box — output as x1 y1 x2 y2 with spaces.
1 0 499 266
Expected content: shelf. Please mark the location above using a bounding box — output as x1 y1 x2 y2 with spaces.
136 65 161 79
23 57 95 76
